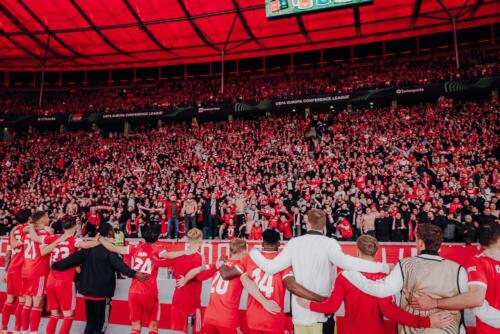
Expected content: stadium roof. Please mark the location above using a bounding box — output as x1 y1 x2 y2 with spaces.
0 0 498 70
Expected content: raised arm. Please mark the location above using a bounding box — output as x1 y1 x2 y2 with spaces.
328 239 389 273
342 263 404 298
249 245 292 275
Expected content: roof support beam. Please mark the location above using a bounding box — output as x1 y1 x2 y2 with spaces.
465 0 485 19
0 27 40 62
16 0 92 62
353 7 361 37
410 0 423 29
296 16 312 43
122 0 176 55
0 2 66 59
68 0 131 56
230 0 266 49
176 0 220 52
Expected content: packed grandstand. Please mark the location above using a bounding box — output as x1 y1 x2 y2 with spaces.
0 0 499 334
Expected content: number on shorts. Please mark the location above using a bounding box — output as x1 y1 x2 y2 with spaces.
251 268 274 298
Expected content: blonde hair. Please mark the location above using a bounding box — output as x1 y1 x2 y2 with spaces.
230 239 247 255
356 235 379 257
187 228 203 241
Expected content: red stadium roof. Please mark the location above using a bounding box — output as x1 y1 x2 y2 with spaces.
0 0 498 70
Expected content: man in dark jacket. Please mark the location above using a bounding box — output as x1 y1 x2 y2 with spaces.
52 223 147 334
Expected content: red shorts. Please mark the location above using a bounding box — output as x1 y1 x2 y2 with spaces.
247 330 283 334
171 307 201 333
46 279 76 312
6 271 23 296
204 323 238 334
129 293 160 324
22 276 47 297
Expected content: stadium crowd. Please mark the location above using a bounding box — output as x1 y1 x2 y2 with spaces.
0 49 498 116
0 99 498 243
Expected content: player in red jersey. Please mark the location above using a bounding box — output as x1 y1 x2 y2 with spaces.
238 229 326 334
411 222 500 333
203 239 247 334
40 217 99 334
157 228 209 333
1 209 30 334
19 211 63 334
98 225 187 334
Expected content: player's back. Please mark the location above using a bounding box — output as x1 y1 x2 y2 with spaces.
467 254 500 334
128 242 161 295
340 272 388 334
48 235 78 282
171 252 204 312
8 224 27 273
21 229 51 278
244 251 291 333
204 258 244 329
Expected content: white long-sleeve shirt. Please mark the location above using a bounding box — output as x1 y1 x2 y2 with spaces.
342 254 500 329
249 232 389 325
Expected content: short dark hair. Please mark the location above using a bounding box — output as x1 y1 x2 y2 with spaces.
262 229 280 246
98 223 112 238
31 211 47 223
15 209 31 224
307 209 326 230
477 223 500 247
143 225 160 244
416 224 443 252
61 216 77 230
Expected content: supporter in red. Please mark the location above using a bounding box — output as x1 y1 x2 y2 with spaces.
336 217 354 240
1 209 30 333
249 221 263 241
297 235 453 334
411 222 500 333
85 207 101 237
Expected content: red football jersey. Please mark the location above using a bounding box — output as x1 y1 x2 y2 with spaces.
21 229 51 278
242 251 293 332
7 224 27 273
46 235 80 282
204 258 244 328
168 253 205 312
467 254 500 334
127 242 165 295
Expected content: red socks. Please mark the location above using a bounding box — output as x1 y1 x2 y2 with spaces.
59 316 74 334
29 307 42 332
14 301 24 331
46 315 59 334
149 330 159 334
21 305 31 332
1 302 14 330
